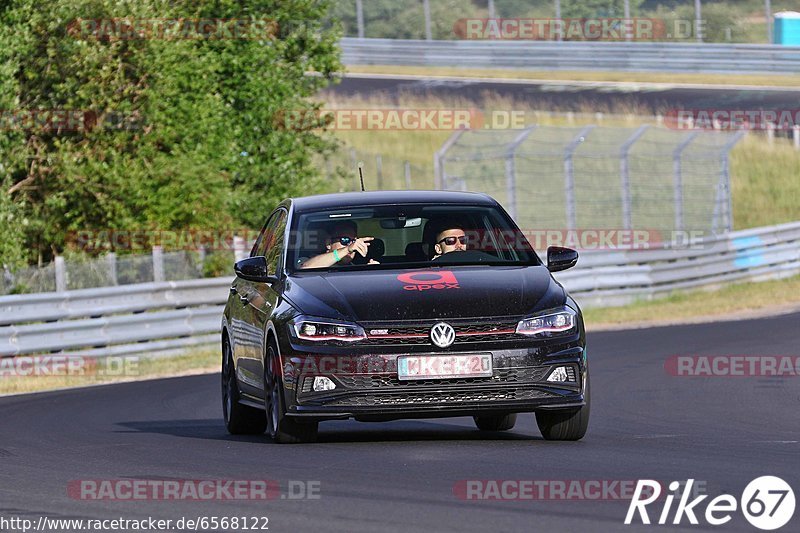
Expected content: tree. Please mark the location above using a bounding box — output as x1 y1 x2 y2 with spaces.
0 0 342 264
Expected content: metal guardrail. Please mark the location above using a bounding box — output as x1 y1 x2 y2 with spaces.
341 38 800 74
0 278 230 357
556 221 800 307
0 221 798 357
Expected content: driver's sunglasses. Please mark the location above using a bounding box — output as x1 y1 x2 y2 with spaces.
438 235 468 246
335 236 355 246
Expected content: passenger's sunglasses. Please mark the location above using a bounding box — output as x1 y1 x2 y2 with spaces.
334 236 355 246
437 235 468 246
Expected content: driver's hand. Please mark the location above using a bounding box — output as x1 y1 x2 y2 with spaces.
346 236 373 258
368 259 380 265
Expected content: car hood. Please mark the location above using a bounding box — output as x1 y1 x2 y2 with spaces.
283 266 565 322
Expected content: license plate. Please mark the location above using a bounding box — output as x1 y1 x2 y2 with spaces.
397 354 493 380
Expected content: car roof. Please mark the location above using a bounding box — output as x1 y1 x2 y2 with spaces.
289 190 498 212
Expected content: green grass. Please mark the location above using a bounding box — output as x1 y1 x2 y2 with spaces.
323 94 800 230
584 274 800 329
346 65 800 88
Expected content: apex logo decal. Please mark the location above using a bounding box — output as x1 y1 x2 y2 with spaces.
397 271 460 291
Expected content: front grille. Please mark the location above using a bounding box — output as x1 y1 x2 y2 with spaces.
333 366 550 389
324 387 555 407
360 319 521 346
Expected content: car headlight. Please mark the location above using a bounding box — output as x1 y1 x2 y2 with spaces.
516 308 577 337
290 317 366 343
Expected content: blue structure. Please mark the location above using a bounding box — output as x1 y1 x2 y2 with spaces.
774 12 800 45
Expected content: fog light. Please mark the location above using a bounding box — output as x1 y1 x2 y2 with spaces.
313 376 336 392
547 366 569 382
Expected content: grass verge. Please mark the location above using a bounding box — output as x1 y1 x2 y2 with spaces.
0 347 218 397
322 94 800 230
583 274 800 330
345 65 800 89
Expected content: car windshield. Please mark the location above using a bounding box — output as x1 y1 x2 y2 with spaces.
286 203 541 272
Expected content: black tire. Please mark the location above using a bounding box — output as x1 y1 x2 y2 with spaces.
222 336 267 435
473 413 517 431
265 340 318 444
535 369 590 441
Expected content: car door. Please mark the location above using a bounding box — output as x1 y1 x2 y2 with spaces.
237 208 287 397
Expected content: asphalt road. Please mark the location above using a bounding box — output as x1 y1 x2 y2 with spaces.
325 74 800 115
1 312 798 532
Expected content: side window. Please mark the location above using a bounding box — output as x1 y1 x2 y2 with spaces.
264 211 287 275
251 210 280 258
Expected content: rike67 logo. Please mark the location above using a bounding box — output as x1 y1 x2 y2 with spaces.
397 271 460 291
625 477 795 530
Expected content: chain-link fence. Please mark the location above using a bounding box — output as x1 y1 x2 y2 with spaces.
435 125 745 235
1 248 236 295
320 148 429 192
334 0 786 44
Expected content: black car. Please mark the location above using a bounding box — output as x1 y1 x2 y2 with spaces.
222 190 588 443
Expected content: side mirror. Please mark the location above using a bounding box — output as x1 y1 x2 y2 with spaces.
547 246 579 272
234 256 272 282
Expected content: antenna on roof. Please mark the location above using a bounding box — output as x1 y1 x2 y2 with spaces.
357 161 366 192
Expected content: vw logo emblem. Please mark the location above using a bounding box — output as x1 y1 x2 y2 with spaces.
430 322 456 348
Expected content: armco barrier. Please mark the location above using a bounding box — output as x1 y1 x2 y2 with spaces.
556 221 800 307
0 278 230 357
0 221 798 358
340 38 800 74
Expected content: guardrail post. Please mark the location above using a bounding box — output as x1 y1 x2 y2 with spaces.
488 0 495 19
673 131 699 233
106 252 118 286
350 148 359 190
404 160 411 189
152 246 165 283
54 256 67 292
423 0 432 40
694 0 703 42
713 130 746 233
434 129 466 190
554 0 562 41
620 125 649 231
355 0 365 38
766 0 773 43
376 154 383 189
504 126 537 220
564 125 595 230
794 126 800 150
233 235 247 262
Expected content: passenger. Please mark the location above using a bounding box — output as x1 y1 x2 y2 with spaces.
298 221 379 269
432 222 468 259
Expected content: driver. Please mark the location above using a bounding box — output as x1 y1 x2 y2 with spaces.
432 222 468 259
298 221 379 269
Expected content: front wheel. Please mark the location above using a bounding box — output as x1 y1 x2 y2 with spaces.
222 337 267 435
535 370 590 441
265 341 318 444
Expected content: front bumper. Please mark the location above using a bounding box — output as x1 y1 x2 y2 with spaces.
280 345 587 422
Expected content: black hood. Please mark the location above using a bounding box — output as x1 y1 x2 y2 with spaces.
283 266 565 322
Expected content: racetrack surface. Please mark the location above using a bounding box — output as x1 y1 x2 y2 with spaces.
325 74 800 116
1 312 798 532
